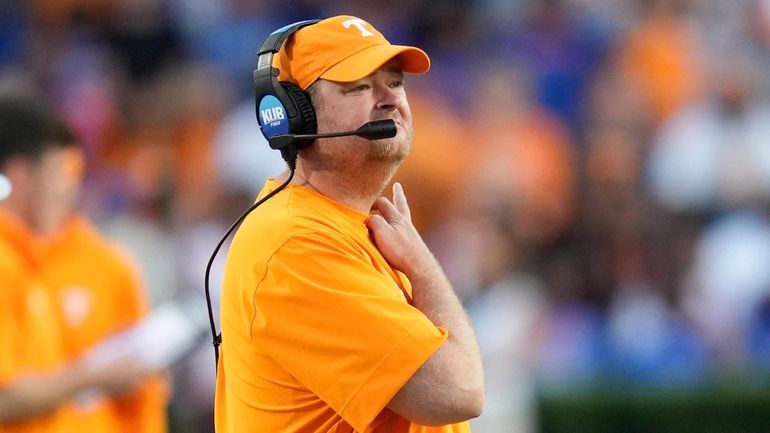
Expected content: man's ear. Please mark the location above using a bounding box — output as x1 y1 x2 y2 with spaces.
61 147 85 186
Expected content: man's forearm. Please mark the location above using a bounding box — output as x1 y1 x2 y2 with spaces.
0 368 90 421
387 248 485 424
407 249 484 391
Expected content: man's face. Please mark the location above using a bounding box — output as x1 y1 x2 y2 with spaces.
8 146 83 234
308 59 413 167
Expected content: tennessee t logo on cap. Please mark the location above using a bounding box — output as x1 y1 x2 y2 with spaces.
273 15 430 91
342 18 374 37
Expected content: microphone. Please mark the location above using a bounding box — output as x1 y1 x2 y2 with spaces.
268 119 397 150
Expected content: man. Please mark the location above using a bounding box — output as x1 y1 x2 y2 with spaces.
215 15 484 432
0 97 168 432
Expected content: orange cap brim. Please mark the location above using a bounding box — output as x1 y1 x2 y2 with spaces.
319 44 430 83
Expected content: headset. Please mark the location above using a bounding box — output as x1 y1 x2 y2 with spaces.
253 19 321 165
253 18 397 166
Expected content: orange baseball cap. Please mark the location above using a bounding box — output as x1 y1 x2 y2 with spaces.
274 15 431 90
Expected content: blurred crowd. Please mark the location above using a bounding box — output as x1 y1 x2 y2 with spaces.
4 0 770 432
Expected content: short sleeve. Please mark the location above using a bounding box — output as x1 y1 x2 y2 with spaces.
252 231 447 432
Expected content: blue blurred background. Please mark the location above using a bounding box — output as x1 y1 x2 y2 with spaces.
5 0 770 431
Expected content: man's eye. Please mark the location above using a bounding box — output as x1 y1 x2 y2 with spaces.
349 84 370 92
390 81 404 88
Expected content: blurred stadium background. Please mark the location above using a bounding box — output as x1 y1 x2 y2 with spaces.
4 0 770 431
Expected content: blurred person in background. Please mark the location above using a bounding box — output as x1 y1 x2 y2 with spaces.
647 49 770 367
0 96 168 432
613 0 707 126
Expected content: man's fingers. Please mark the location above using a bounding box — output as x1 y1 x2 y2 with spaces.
372 196 399 221
392 182 411 219
367 213 389 235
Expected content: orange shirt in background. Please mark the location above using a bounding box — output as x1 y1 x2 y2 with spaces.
470 111 575 246
215 180 471 433
0 211 168 433
615 11 706 124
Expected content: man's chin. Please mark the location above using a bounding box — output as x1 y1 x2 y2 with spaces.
366 140 410 163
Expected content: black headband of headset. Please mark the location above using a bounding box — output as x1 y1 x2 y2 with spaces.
258 19 321 57
254 19 321 91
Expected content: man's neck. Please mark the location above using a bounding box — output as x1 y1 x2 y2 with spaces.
0 198 67 237
282 161 399 214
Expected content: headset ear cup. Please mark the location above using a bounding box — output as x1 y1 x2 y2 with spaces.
281 82 317 137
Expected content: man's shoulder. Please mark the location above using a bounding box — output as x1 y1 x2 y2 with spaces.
244 185 353 234
62 216 142 277
236 205 345 252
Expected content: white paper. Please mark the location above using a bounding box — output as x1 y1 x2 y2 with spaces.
85 302 205 370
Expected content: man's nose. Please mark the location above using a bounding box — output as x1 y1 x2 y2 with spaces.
375 86 403 112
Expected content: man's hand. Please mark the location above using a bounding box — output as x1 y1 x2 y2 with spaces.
367 182 430 275
368 183 486 424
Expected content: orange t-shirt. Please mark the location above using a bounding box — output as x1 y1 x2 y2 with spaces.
0 211 168 433
215 180 471 433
